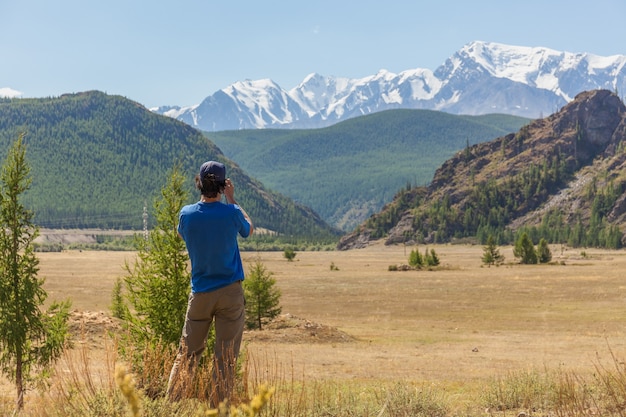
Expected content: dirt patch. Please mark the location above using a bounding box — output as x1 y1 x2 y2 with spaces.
68 309 351 346
245 313 355 344
36 228 137 245
68 310 121 346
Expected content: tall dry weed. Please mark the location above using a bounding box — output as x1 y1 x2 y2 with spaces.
589 347 626 416
17 329 626 417
29 334 124 416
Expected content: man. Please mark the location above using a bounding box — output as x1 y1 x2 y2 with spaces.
167 160 253 405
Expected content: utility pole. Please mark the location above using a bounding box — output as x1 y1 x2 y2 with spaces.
143 201 148 240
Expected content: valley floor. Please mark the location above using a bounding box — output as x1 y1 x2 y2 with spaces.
4 241 626 411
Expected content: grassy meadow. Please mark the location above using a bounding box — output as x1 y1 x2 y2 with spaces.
4 242 626 416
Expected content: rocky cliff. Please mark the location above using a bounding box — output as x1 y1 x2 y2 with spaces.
338 90 626 250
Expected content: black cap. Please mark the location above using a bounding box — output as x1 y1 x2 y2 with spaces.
199 161 225 182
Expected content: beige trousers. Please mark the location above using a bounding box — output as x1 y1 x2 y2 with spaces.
167 280 245 405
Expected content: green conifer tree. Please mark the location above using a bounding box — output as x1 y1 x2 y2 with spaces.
122 165 190 348
426 248 440 266
110 277 126 320
244 259 282 330
537 238 552 263
482 235 505 267
0 135 71 410
513 232 538 264
408 248 423 268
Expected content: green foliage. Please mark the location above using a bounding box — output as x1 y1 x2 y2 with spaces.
243 259 282 330
537 238 552 264
0 92 339 241
110 278 126 320
482 235 505 267
513 233 538 264
283 247 296 262
121 166 191 354
365 187 427 239
515 179 625 250
0 134 71 410
408 248 423 267
409 247 440 268
396 148 624 250
461 155 571 238
426 248 440 266
208 110 529 230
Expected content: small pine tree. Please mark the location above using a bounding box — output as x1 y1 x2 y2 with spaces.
0 135 71 410
513 232 538 264
426 248 440 266
122 166 191 350
482 235 505 267
244 259 282 330
537 238 552 263
110 278 127 320
408 248 423 268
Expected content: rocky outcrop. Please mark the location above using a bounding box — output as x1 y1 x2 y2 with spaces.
336 228 372 250
338 90 626 249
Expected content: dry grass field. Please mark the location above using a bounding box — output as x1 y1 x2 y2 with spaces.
36 242 626 391
4 241 626 415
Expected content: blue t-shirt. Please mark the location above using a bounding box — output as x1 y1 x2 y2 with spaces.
178 201 251 293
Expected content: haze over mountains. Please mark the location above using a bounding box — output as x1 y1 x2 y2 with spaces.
153 41 626 132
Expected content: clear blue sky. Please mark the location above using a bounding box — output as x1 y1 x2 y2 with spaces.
1 0 625 108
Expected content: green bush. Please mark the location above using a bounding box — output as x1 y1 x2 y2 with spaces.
283 247 296 261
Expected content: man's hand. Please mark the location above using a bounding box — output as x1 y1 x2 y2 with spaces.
224 178 236 204
224 178 254 235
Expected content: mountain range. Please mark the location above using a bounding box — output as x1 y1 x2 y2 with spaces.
153 41 626 132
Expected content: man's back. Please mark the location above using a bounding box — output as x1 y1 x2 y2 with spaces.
178 201 250 292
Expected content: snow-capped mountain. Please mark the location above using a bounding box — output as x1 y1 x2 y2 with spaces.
152 41 626 131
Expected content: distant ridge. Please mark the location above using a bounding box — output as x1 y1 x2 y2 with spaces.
154 41 626 131
0 91 339 239
207 110 530 230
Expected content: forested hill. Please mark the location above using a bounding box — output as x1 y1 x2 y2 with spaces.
0 91 339 239
338 90 626 250
206 110 529 230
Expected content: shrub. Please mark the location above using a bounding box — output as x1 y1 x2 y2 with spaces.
283 247 296 261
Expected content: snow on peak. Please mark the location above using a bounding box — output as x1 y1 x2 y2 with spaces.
459 41 563 82
155 40 626 131
226 78 282 92
0 87 23 98
299 73 325 86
